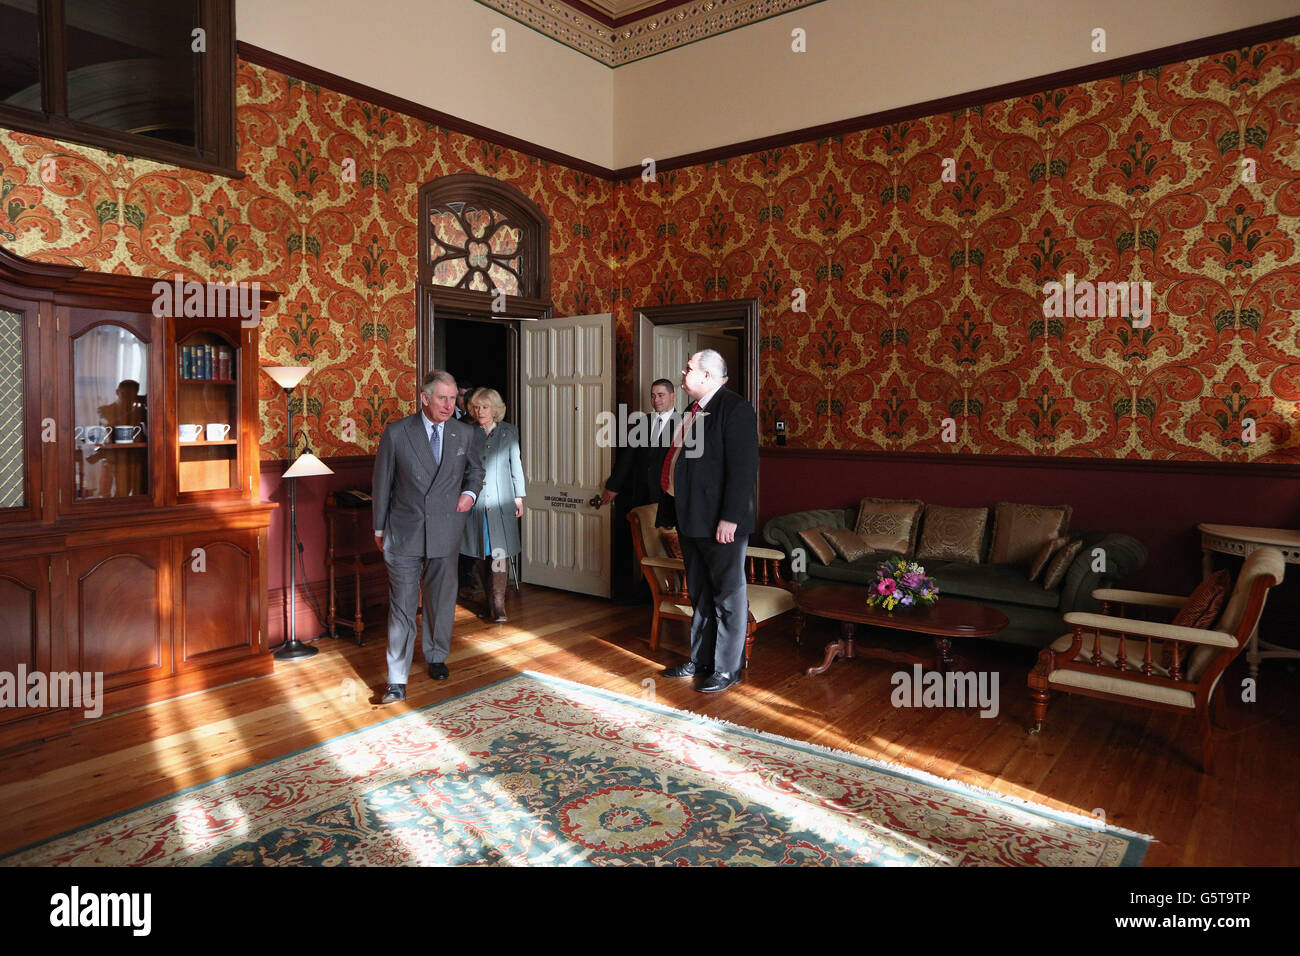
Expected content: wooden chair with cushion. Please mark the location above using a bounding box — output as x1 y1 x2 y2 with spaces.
1027 547 1284 772
627 503 797 665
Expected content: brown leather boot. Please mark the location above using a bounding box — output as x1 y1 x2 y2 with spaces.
475 559 493 619
490 567 509 622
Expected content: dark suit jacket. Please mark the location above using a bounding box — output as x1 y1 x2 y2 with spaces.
372 412 486 557
656 387 758 537
605 411 676 506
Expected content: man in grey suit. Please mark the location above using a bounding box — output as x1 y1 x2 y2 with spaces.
372 370 485 703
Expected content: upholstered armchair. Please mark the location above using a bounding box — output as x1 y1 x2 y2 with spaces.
627 503 797 664
1028 547 1284 772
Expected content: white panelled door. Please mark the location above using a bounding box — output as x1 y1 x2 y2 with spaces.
520 313 614 596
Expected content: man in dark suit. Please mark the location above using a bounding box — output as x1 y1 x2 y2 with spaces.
656 350 758 693
603 379 677 602
372 370 485 703
602 378 677 509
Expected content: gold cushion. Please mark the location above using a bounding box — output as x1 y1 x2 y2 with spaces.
748 584 797 622
1028 535 1068 582
861 533 908 555
916 505 988 563
988 502 1072 565
797 525 836 566
659 529 683 559
1042 538 1083 590
822 528 872 563
854 498 924 555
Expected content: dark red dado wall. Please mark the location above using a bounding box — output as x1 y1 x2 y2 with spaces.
758 450 1300 597
262 457 377 644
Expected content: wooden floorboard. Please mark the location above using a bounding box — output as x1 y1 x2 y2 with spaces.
1 584 1297 864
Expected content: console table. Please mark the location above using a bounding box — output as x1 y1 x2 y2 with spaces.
324 494 383 645
1198 523 1300 677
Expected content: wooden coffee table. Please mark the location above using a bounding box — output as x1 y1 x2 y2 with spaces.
798 586 1009 676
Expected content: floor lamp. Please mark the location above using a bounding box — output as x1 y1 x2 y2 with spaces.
264 366 334 661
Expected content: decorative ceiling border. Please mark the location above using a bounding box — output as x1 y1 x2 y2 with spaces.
474 0 827 66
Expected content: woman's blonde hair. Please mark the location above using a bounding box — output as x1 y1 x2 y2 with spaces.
469 387 506 424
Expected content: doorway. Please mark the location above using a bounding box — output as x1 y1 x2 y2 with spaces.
634 299 759 411
610 299 760 602
437 317 514 417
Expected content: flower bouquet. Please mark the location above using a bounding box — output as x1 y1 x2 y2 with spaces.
866 555 939 610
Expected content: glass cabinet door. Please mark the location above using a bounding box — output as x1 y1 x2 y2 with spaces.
73 323 150 500
0 307 24 510
176 330 239 494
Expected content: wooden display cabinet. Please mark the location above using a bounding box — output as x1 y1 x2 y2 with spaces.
0 246 279 750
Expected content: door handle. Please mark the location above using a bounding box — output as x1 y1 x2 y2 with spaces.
588 494 603 509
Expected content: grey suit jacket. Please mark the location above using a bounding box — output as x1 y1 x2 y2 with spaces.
372 412 486 558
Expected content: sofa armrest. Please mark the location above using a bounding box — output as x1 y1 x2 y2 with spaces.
641 555 685 571
761 508 853 582
1059 532 1148 614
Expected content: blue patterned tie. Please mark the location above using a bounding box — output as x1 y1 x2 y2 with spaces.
431 422 442 467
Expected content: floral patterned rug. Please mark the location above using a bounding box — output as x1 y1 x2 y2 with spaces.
4 672 1149 866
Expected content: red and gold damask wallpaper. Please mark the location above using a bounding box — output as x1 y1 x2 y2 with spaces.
0 60 612 458
612 35 1300 462
3 36 1299 463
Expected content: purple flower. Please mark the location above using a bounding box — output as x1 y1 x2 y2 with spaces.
900 571 924 589
899 592 915 606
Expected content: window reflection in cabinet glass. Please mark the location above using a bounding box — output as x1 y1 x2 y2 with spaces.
74 324 149 500
0 308 22 508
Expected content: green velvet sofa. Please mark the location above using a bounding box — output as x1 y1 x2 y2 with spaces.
761 507 1147 649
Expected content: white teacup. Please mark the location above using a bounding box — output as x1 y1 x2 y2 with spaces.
179 424 202 442
206 423 232 442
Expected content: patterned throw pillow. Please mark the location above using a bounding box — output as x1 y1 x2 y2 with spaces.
822 528 873 563
1028 536 1069 582
854 498 924 556
988 502 1073 565
1170 569 1231 629
797 525 837 566
1041 539 1083 590
860 534 909 555
916 505 989 563
659 529 683 558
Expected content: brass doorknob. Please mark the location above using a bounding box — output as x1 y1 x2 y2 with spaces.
588 494 603 509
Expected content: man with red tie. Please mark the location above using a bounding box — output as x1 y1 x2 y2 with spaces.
655 349 759 693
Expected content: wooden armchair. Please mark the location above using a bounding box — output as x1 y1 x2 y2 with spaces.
1028 547 1284 772
627 503 797 666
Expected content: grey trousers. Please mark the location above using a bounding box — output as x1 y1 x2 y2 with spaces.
680 534 749 675
384 550 458 685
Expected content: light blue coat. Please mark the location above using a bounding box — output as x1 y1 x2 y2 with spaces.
459 421 525 559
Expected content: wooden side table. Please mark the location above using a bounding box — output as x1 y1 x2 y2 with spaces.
324 494 373 645
1198 523 1300 677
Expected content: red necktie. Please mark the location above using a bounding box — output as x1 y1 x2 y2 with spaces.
661 402 700 495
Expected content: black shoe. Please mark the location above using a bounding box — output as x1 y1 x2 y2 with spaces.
380 683 406 703
698 671 740 693
427 662 450 680
662 660 711 679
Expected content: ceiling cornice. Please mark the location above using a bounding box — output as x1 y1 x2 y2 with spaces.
474 0 827 66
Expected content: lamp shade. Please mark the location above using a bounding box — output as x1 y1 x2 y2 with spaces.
264 365 312 389
283 452 334 479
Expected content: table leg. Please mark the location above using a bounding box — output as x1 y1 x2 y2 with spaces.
806 622 854 676
1201 547 1214 579
935 637 954 673
793 609 805 645
326 513 337 638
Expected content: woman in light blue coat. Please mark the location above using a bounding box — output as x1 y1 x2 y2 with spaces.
459 387 524 621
